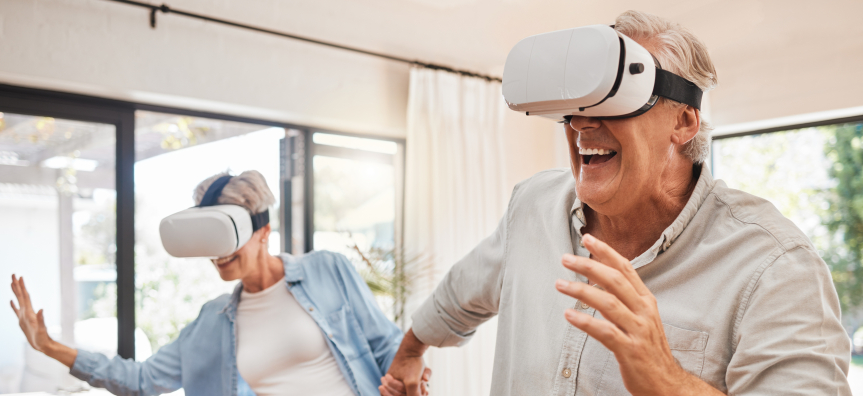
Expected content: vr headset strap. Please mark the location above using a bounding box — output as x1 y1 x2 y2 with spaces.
198 174 271 232
198 175 233 207
653 69 703 110
250 211 269 232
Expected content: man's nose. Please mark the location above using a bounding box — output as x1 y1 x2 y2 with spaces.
568 116 601 132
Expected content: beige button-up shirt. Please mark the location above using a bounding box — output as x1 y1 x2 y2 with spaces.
412 166 851 395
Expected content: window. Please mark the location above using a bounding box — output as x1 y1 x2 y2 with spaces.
712 121 863 389
310 132 403 262
134 110 286 350
0 85 405 393
0 112 123 391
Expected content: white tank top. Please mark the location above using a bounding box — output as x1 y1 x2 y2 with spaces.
236 278 354 396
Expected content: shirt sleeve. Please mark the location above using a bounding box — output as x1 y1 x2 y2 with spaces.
725 245 852 395
409 190 513 348
69 316 198 395
334 253 405 374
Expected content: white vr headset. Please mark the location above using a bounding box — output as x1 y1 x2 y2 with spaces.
159 175 270 258
502 24 703 121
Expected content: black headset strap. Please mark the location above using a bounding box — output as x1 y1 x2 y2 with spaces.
198 175 270 231
198 175 233 207
250 210 269 232
653 69 702 110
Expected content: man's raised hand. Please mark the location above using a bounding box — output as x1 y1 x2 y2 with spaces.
554 234 723 396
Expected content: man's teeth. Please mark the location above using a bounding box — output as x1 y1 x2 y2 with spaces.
578 148 616 155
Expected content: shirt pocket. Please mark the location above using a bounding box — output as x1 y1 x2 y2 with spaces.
663 323 709 378
596 323 709 395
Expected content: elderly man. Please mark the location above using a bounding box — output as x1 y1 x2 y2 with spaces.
382 10 852 396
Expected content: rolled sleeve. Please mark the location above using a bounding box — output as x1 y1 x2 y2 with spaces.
411 203 510 348
726 246 852 395
411 296 476 347
70 349 102 381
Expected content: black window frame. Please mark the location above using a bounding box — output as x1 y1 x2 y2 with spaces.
0 83 403 359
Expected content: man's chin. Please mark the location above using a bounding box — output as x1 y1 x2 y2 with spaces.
574 181 617 209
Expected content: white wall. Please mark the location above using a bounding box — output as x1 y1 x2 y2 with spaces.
0 0 560 181
0 0 410 138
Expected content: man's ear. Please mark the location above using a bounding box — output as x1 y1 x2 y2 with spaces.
670 106 700 146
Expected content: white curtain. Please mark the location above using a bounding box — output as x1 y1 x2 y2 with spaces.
403 67 508 396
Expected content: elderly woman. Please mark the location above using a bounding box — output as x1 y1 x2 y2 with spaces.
384 10 851 396
10 170 425 396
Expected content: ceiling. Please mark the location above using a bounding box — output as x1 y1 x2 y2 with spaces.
167 0 863 126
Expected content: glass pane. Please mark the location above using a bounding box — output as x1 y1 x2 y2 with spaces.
134 111 284 351
313 154 395 258
0 112 118 392
712 123 863 392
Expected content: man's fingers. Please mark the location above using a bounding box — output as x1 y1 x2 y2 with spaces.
10 300 19 316
582 234 651 295
564 309 626 352
421 367 432 382
555 279 641 333
37 309 46 328
561 255 644 312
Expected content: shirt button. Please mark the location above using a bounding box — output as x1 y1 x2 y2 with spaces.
580 302 590 310
575 209 585 223
308 307 314 312
328 333 333 339
562 368 572 378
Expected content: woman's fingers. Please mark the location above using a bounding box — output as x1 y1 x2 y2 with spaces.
37 309 46 329
379 385 399 396
382 374 406 392
18 276 34 311
10 274 21 302
10 300 19 316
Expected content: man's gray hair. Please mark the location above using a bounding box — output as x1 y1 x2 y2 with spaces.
193 170 275 214
614 10 719 164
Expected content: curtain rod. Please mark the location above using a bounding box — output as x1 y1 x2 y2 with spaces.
103 0 503 82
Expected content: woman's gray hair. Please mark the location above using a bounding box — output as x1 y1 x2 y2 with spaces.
193 170 275 214
614 10 718 164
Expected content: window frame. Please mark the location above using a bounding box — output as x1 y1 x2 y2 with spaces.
0 83 404 359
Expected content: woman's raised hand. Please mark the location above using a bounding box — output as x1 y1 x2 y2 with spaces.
10 274 77 367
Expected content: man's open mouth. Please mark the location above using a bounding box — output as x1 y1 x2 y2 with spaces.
579 148 618 165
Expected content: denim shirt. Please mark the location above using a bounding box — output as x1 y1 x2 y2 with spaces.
70 251 404 396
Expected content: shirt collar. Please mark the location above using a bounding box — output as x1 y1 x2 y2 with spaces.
570 164 715 268
219 253 303 317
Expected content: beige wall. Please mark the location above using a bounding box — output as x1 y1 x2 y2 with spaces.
0 0 411 138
